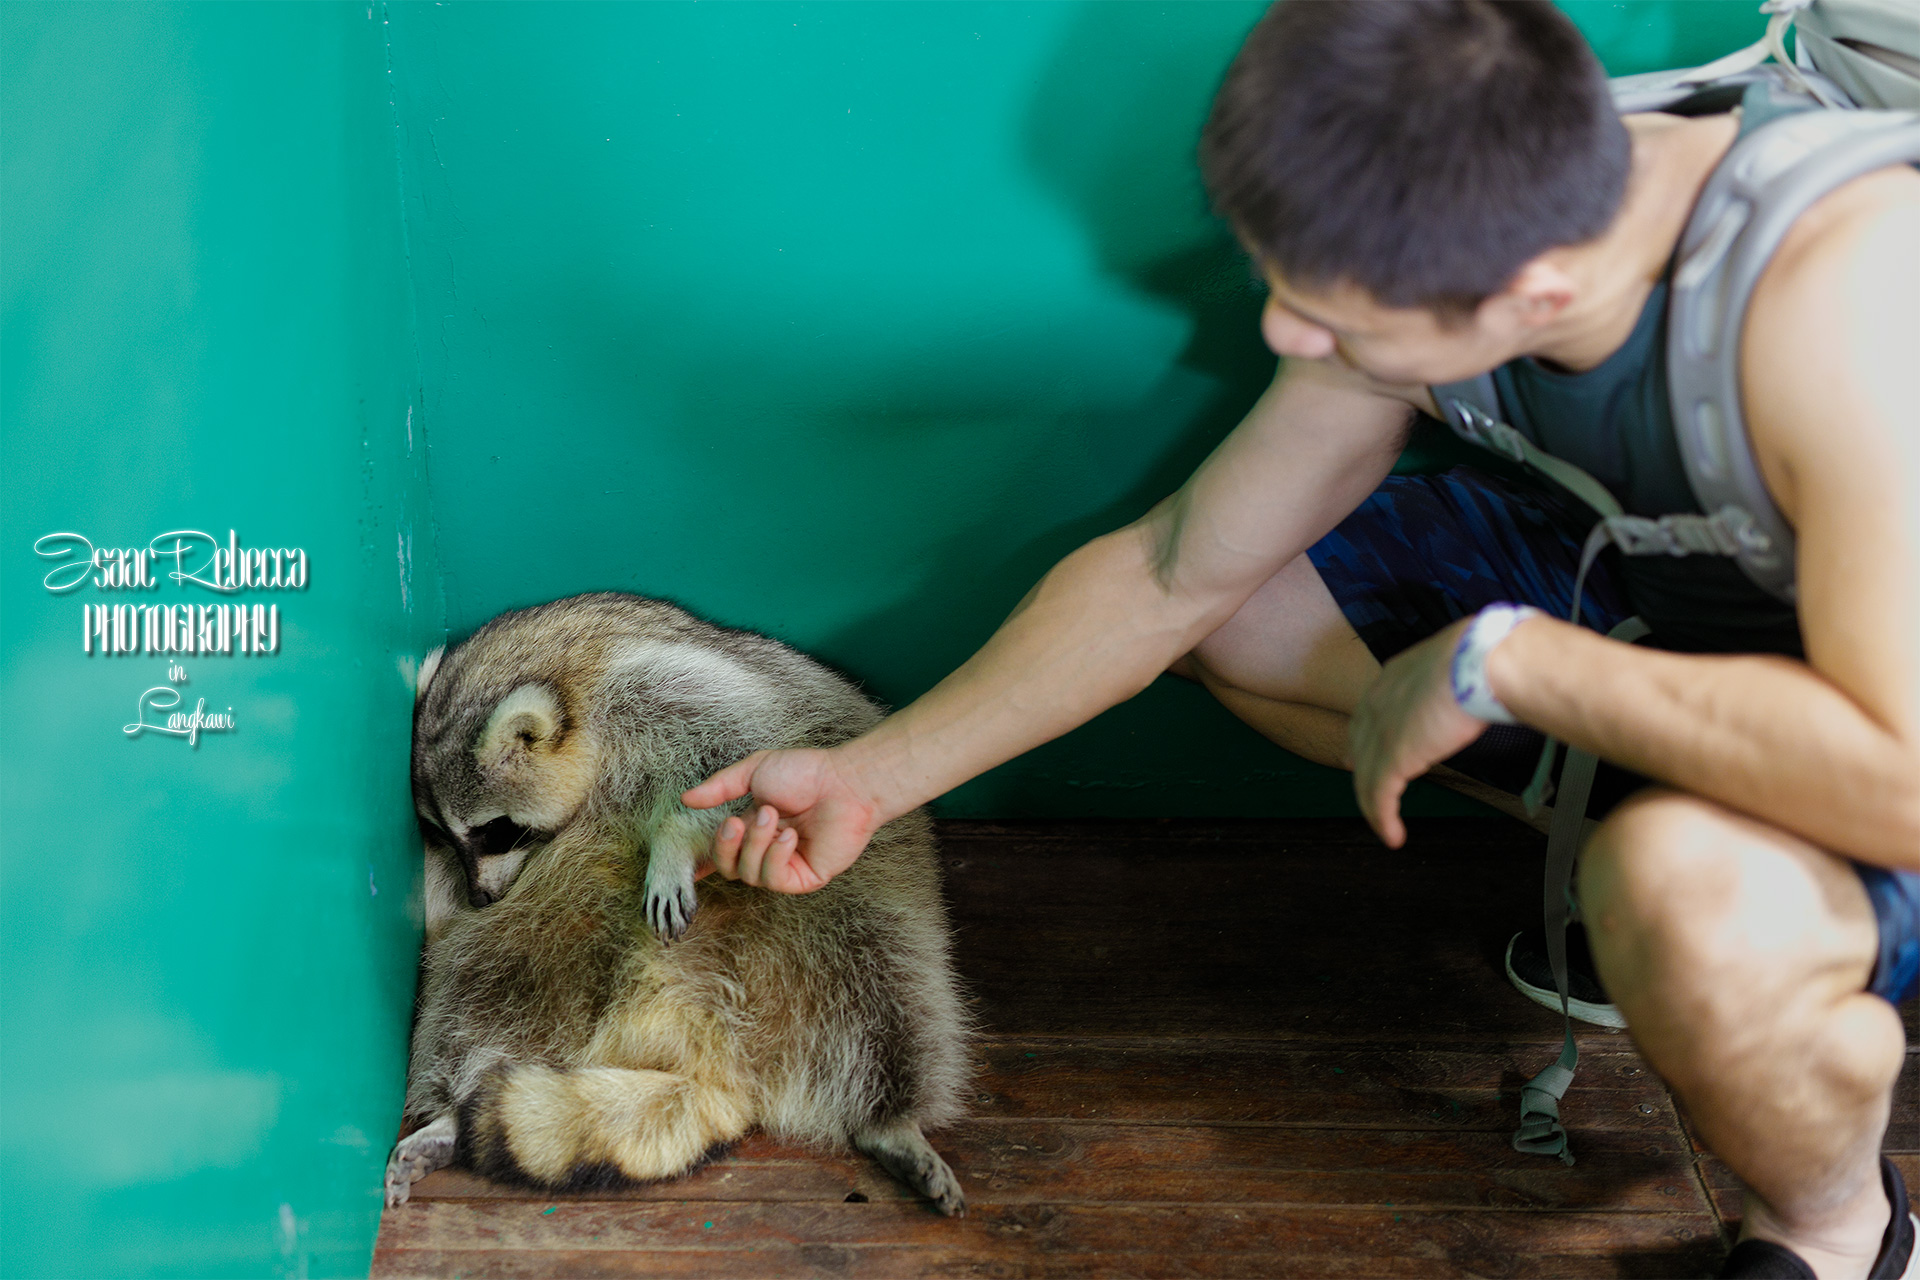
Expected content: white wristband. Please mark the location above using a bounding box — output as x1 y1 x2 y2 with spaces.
1450 604 1541 725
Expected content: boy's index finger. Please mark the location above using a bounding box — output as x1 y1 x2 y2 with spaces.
681 753 762 809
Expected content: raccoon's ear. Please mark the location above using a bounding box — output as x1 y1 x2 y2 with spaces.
477 682 564 769
416 645 446 703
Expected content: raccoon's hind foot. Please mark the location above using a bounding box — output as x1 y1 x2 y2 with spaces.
643 856 698 941
855 1118 966 1217
384 1114 457 1208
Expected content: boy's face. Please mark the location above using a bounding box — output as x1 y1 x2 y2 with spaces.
1256 261 1540 389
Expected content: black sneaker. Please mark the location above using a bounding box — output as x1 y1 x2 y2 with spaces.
1505 921 1626 1029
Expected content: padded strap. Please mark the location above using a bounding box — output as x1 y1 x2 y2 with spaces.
1669 104 1920 607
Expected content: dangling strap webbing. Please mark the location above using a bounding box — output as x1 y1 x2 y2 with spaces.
1512 613 1650 1166
1432 385 1738 1159
1517 510 1744 812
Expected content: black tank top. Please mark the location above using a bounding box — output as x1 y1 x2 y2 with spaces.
1486 102 1806 658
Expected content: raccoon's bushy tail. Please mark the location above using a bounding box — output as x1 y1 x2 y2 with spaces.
459 1064 752 1189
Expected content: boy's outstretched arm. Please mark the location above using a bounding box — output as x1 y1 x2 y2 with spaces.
681 358 1419 892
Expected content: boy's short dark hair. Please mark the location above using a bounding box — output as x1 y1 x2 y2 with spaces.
1202 0 1630 315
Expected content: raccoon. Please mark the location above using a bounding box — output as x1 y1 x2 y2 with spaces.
385 592 971 1214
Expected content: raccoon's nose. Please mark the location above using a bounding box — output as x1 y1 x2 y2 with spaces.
468 885 497 909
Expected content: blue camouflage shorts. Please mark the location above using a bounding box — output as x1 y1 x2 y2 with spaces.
1305 464 1919 1003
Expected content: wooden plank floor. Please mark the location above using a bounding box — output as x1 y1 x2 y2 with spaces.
372 818 1919 1279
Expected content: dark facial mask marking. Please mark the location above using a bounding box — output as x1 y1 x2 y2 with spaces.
460 816 547 909
473 816 536 857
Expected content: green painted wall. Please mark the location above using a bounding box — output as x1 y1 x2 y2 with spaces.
1 4 440 1276
0 3 1777 1276
385 0 1774 818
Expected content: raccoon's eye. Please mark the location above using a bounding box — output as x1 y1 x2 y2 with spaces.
474 815 537 857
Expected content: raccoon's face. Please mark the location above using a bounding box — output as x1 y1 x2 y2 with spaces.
415 670 599 910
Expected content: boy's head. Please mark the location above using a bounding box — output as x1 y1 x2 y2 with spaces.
1204 0 1628 346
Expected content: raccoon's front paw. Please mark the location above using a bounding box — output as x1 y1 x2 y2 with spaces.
384 1115 457 1208
644 861 698 941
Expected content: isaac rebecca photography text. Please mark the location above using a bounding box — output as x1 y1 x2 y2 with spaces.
35 530 307 746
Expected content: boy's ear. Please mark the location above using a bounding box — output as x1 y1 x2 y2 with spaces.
1494 257 1578 330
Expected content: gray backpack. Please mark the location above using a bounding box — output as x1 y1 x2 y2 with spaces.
1437 0 1920 611
1427 0 1920 1166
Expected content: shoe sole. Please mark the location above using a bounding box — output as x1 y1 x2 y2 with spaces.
1505 933 1629 1030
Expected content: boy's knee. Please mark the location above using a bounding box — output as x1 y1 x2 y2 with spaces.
1579 792 1883 1063
1181 553 1374 709
1580 792 1778 1027
1183 619 1252 694
1582 791 1739 949
1165 651 1204 683
1184 618 1282 699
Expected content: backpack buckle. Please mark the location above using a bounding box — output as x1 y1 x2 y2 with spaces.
1448 401 1529 465
1600 509 1772 558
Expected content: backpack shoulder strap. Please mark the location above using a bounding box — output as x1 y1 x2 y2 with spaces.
1667 104 1920 604
1428 376 1626 522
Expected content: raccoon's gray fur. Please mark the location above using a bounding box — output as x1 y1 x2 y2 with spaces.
385 592 971 1214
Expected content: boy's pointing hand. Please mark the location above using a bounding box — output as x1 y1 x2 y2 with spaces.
682 748 884 894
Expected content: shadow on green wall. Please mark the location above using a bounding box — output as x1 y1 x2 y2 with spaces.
1020 0 1278 516
803 3 1366 818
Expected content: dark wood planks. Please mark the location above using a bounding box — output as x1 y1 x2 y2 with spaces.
373 1204 1725 1279
942 819 1566 1041
371 818 1916 1279
403 1114 1708 1213
963 1038 1678 1132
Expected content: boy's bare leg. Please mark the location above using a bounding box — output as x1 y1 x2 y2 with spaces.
1172 552 1380 716
1182 554 1909 1277
1580 791 1905 1280
1170 551 1550 830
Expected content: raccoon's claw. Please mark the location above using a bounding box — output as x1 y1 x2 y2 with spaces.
920 1158 967 1218
644 865 698 941
384 1115 457 1208
383 1164 416 1209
